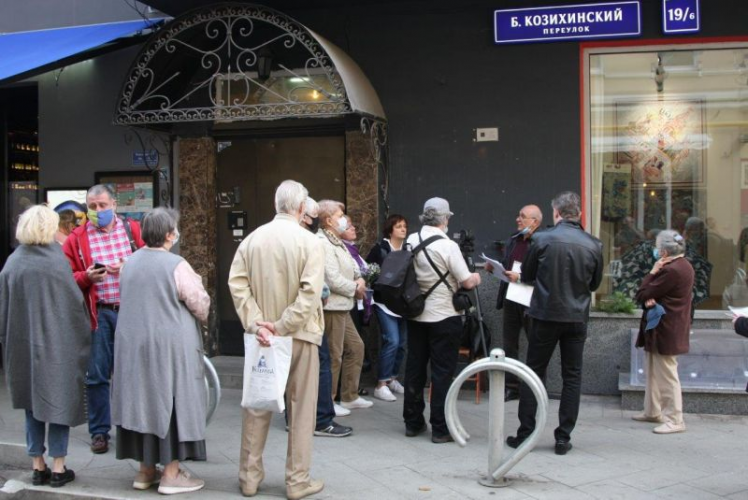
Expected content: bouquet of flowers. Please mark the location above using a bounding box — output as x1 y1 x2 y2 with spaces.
362 263 381 289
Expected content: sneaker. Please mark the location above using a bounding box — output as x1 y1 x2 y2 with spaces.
158 469 205 495
631 413 665 423
287 478 324 500
314 422 352 437
32 467 51 486
374 385 397 402
133 468 160 490
340 397 374 410
334 404 351 417
90 434 109 454
387 379 405 394
50 467 75 488
653 422 686 434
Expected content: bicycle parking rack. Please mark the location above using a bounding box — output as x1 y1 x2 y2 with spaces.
445 348 548 487
204 356 221 426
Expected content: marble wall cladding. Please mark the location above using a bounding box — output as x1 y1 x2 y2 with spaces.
178 137 219 354
345 128 379 258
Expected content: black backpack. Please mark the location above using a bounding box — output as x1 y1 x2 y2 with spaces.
373 232 447 318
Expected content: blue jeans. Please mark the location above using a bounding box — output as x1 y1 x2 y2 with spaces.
375 305 408 382
25 410 69 458
87 307 117 439
316 333 335 430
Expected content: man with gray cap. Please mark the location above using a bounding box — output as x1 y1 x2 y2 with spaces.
403 197 481 443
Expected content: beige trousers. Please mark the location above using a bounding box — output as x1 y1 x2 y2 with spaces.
239 339 319 494
643 348 684 425
324 310 364 403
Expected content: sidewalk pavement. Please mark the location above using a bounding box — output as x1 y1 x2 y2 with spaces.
2 376 748 499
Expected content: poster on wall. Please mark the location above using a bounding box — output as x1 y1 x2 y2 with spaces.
602 163 631 220
95 171 157 222
615 99 706 186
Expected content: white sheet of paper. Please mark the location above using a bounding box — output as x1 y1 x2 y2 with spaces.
729 306 748 317
480 253 510 283
506 261 533 307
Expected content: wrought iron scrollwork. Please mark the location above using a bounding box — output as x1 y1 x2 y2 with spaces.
115 4 352 125
361 116 390 216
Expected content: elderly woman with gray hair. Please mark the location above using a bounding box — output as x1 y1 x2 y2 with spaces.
0 205 90 488
633 229 694 435
111 207 210 495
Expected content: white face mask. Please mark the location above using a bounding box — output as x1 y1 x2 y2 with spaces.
172 229 180 245
336 216 348 233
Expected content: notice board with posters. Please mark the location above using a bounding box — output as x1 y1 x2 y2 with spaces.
95 170 157 222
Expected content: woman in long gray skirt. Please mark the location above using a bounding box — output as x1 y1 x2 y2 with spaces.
0 205 90 488
111 208 210 495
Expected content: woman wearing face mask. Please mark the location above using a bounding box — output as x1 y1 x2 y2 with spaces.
110 208 211 495
365 214 409 401
317 200 373 414
633 230 694 435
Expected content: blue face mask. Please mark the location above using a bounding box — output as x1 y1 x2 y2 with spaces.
653 248 660 260
519 226 531 236
87 208 114 228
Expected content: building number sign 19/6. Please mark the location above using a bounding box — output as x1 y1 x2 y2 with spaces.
662 0 699 34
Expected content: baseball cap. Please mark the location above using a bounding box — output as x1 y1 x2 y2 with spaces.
423 197 454 216
645 303 666 331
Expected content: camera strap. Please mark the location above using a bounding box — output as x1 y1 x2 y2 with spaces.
418 230 454 298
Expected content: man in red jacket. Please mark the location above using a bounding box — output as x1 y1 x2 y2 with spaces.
62 184 145 454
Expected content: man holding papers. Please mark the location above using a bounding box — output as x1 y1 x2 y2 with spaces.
506 192 603 456
485 204 543 401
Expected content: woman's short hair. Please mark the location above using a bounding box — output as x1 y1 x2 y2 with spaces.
656 229 686 256
142 207 179 248
58 209 76 230
551 191 582 222
419 208 448 227
305 197 319 217
274 180 308 215
16 205 59 245
318 199 345 228
383 214 407 238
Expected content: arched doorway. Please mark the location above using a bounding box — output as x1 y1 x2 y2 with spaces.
115 3 388 353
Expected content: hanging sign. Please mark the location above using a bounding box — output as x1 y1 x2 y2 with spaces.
662 0 699 34
132 150 159 167
494 1 641 45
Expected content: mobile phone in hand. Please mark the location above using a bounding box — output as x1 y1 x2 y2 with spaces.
93 262 106 270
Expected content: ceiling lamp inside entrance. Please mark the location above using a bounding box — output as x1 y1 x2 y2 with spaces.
114 3 384 125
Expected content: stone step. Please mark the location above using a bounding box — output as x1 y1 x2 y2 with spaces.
618 372 748 415
209 355 243 390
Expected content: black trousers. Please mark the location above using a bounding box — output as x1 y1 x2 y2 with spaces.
403 316 462 437
516 318 587 443
502 300 531 390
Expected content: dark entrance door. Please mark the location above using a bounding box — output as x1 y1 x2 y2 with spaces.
216 135 345 355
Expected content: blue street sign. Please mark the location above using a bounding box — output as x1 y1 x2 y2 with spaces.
132 150 159 167
662 0 700 34
494 1 641 45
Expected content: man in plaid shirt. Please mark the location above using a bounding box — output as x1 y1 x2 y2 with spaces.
63 185 145 454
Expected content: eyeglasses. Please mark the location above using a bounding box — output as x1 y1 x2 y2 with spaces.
517 214 536 220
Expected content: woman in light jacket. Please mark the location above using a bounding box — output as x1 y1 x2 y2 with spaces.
111 208 210 495
633 230 694 435
0 205 90 488
317 200 373 413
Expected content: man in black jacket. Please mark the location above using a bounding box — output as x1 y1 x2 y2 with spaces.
506 191 603 455
487 205 543 401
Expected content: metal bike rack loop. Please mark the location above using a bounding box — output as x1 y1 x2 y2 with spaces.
445 348 548 487
203 356 222 426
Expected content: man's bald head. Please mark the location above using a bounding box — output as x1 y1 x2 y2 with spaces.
516 204 543 235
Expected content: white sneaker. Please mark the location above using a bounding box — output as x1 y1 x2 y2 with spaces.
388 379 405 394
374 385 397 402
341 397 374 409
334 404 351 417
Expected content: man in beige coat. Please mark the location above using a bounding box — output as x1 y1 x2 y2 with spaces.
229 180 326 500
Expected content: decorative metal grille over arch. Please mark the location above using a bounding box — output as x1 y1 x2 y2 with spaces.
114 3 375 125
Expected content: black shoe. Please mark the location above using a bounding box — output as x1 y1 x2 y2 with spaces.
32 467 51 486
431 433 454 444
50 467 75 488
314 422 353 437
555 440 572 455
405 424 427 437
504 388 520 402
358 387 369 396
506 435 526 449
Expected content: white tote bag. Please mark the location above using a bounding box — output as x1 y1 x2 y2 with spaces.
241 334 293 413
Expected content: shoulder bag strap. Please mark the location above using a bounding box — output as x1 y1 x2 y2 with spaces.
416 230 454 299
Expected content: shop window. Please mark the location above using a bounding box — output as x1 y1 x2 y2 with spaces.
588 46 748 311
